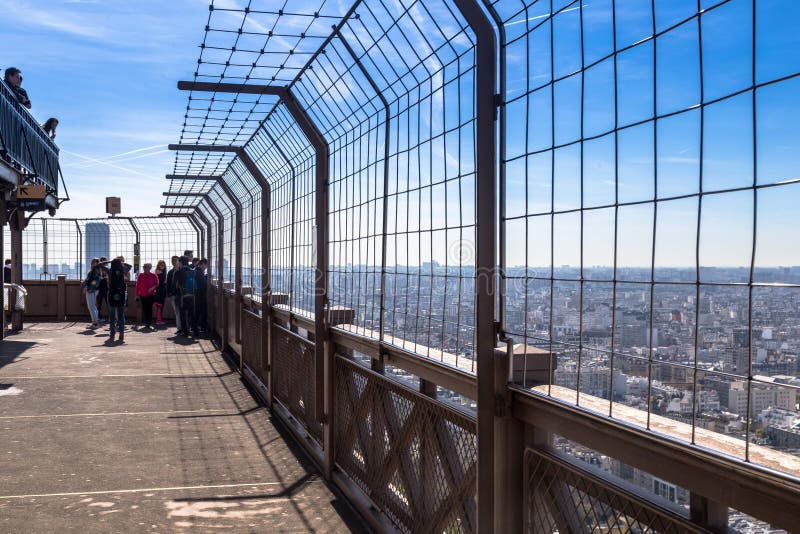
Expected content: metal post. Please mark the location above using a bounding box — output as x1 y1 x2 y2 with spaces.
9 209 26 331
194 210 213 277
216 178 243 351
203 198 227 350
451 0 498 530
187 215 204 261
0 199 5 338
128 218 141 275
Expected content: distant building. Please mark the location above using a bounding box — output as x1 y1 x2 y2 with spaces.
85 222 110 274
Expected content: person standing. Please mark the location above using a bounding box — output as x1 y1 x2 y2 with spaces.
194 259 209 333
154 260 167 325
175 256 197 337
81 258 101 327
3 259 11 283
96 256 108 323
166 255 182 332
106 258 129 343
4 67 31 109
135 263 159 329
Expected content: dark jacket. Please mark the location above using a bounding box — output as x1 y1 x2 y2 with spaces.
166 267 178 297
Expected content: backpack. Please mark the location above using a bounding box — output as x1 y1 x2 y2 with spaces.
181 268 196 297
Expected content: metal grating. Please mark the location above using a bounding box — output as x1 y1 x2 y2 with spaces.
334 355 477 533
525 448 707 534
271 323 321 441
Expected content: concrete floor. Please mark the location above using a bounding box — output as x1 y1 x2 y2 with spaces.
0 322 366 533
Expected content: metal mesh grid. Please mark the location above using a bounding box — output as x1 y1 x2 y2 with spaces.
524 448 702 534
257 105 317 314
334 355 478 533
229 159 263 298
492 0 800 474
282 0 480 372
133 217 198 269
199 197 220 283
10 217 198 280
208 187 236 289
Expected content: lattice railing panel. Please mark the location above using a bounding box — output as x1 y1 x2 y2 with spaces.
525 448 707 534
241 310 262 375
334 356 477 534
271 323 320 441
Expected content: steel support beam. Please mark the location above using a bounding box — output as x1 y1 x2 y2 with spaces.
451 1 498 531
166 174 222 181
163 192 207 197
214 178 243 351
193 209 213 268
9 209 27 331
200 197 227 349
187 214 204 260
234 149 273 406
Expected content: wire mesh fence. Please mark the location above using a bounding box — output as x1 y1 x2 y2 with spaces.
489 0 800 476
157 1 800 527
9 217 197 280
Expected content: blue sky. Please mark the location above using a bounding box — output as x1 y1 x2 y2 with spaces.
0 0 209 218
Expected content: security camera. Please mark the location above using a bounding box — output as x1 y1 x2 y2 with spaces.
48 207 56 217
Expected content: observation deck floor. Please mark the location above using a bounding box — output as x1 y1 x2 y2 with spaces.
0 322 364 533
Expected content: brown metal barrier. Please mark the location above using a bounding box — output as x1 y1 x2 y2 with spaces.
241 309 262 379
271 321 322 443
334 355 477 534
525 448 706 534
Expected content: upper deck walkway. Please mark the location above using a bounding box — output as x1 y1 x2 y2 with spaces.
0 322 365 532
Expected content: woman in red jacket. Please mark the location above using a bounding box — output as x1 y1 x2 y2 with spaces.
135 263 159 329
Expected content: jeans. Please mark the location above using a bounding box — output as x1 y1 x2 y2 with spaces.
109 306 125 337
140 295 154 325
171 296 182 330
180 296 196 333
86 289 99 323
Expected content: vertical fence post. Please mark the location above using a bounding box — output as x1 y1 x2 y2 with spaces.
10 209 26 331
236 149 273 406
216 178 243 352
277 89 331 477
451 0 498 530
0 199 6 338
204 198 227 350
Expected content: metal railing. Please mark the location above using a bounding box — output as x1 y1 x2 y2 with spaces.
148 0 800 532
0 80 60 193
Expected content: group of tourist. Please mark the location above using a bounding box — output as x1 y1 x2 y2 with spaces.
4 66 59 138
80 250 209 343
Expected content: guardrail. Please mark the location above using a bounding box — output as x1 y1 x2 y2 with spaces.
0 80 59 193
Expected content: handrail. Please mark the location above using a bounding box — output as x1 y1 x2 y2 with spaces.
0 80 60 193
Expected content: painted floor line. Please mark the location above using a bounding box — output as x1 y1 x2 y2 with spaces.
0 481 284 500
0 409 234 420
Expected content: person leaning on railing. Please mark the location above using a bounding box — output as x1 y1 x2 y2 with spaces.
41 118 58 140
4 67 31 109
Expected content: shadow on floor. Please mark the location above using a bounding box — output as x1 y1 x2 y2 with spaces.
0 340 37 372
